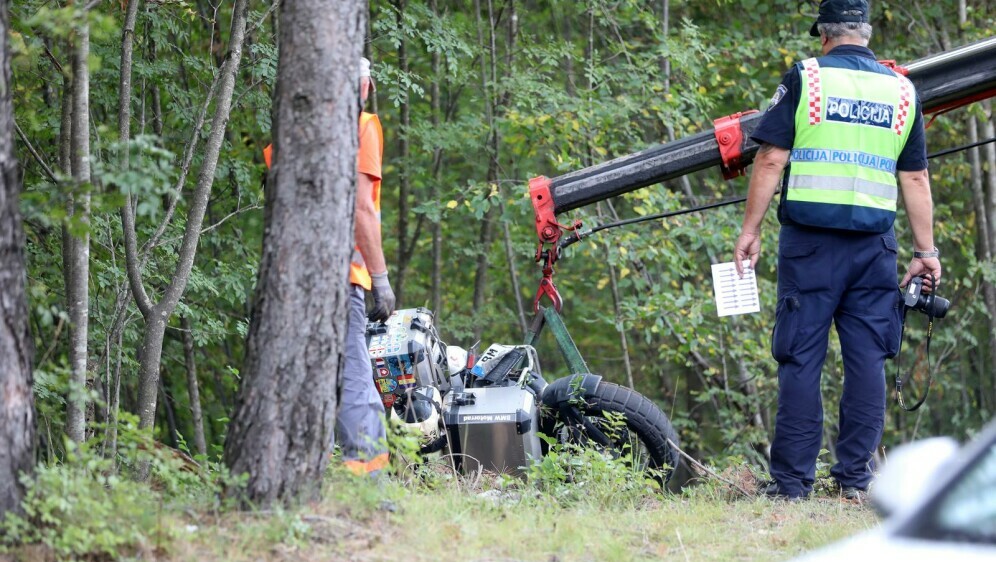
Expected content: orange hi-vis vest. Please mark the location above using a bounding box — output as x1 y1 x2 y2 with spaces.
262 112 383 291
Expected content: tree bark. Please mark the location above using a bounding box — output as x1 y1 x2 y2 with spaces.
395 0 412 304
604 240 635 390
982 102 996 266
158 374 179 449
224 0 364 507
102 329 123 460
65 5 92 444
500 198 528 337
0 0 35 518
980 102 996 388
471 0 515 343
180 316 207 457
429 0 443 318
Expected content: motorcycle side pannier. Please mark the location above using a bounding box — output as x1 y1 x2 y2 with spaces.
441 385 542 477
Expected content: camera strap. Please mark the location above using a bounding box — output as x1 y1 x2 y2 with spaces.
894 306 936 412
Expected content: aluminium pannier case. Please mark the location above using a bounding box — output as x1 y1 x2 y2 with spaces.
441 385 542 477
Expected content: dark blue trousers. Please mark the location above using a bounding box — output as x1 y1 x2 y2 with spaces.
769 225 902 497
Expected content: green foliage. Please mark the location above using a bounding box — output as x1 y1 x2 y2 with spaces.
1 413 246 559
1 458 168 559
8 0 996 526
526 427 662 508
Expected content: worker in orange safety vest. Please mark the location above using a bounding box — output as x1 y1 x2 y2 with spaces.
263 57 393 476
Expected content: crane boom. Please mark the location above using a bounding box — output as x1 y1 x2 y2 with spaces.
531 37 996 221
527 37 996 312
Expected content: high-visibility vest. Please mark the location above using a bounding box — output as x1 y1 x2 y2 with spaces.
782 55 916 233
350 112 382 290
260 112 383 290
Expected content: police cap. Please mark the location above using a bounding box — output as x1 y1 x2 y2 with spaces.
810 0 870 37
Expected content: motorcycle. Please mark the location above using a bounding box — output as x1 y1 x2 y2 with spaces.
366 307 680 483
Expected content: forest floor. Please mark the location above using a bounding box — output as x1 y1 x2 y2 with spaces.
2 460 878 562
173 469 876 562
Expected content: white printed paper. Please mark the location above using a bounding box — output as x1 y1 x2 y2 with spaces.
711 261 761 317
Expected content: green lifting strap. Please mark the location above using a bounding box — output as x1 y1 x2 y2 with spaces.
524 306 590 376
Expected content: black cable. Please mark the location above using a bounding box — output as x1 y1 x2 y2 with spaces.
560 195 750 249
927 135 996 160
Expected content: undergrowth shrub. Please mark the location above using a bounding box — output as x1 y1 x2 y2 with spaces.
524 412 664 507
0 413 244 560
525 437 662 507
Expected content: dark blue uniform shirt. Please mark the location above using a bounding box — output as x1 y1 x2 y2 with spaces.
751 45 928 172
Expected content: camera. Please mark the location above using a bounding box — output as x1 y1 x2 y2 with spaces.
903 276 949 318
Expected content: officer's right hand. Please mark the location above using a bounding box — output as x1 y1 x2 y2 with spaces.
734 230 762 277
368 271 396 322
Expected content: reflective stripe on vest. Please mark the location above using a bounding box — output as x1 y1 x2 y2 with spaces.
784 57 916 233
802 58 823 126
893 72 913 136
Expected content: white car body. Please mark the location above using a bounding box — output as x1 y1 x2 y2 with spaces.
793 421 996 561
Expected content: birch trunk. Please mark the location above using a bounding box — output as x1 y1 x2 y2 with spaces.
65 6 92 444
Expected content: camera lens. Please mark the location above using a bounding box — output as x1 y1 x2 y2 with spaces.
926 294 950 319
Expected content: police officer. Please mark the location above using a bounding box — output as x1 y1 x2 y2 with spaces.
733 0 942 500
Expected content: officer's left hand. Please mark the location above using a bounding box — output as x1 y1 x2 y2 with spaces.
734 230 762 277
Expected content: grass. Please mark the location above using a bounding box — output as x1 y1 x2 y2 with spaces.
1 436 878 562
168 468 878 562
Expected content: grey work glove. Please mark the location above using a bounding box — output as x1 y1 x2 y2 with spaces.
368 272 396 322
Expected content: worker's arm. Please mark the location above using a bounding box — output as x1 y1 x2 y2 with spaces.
734 143 790 276
356 171 395 321
898 168 941 289
355 172 387 275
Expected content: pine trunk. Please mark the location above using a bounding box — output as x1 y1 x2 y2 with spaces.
224 0 364 507
0 0 34 517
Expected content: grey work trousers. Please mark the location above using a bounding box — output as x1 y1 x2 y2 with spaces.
334 284 388 462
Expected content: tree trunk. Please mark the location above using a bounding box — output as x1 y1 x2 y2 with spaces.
0 0 34 517
59 70 72 311
123 0 250 449
102 329 123 460
66 6 92 444
604 240 635 390
395 0 412 304
180 316 207 457
980 102 996 389
500 198 528 337
429 0 443 317
982 102 996 269
224 0 364 507
158 373 179 449
471 0 514 343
